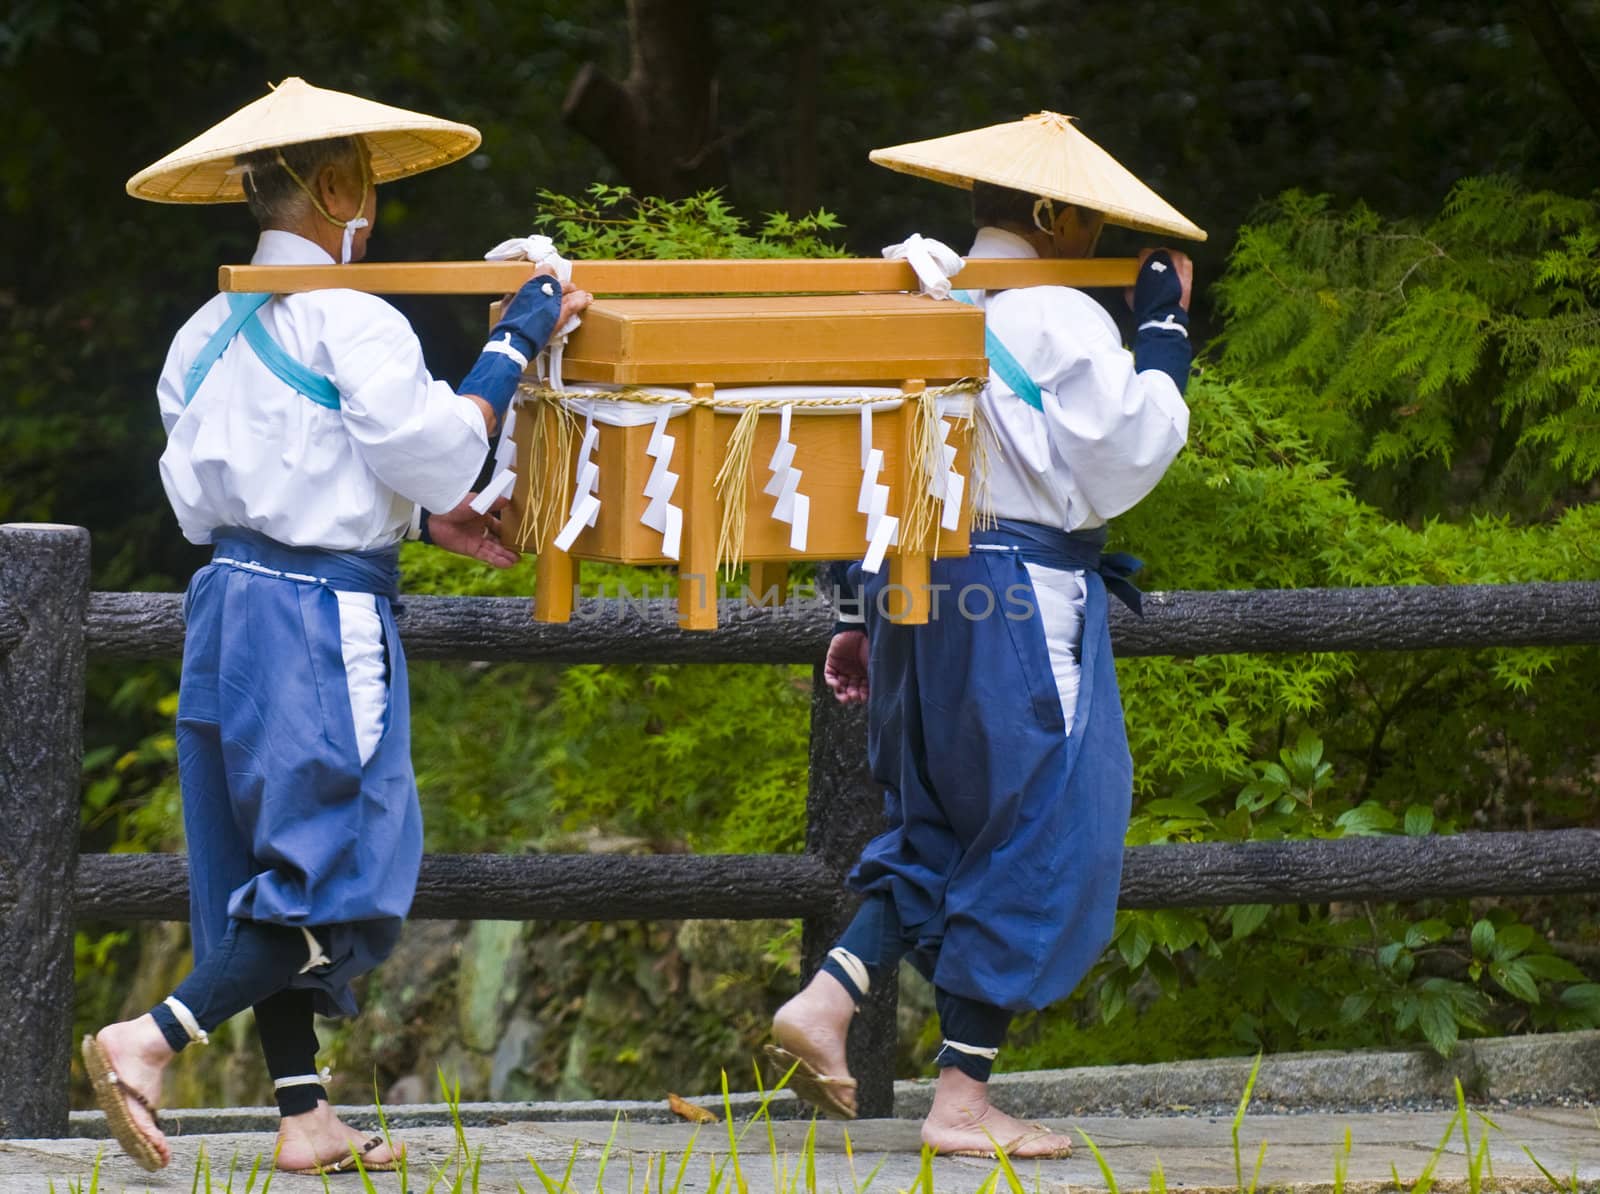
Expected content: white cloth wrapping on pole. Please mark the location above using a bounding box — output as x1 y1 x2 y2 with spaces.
484 233 573 284
882 233 965 300
484 233 580 390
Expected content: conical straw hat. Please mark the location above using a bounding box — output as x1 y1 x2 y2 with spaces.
870 111 1206 242
126 77 481 204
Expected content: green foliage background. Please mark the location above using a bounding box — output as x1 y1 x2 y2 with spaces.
64 176 1600 1100
10 0 1600 1101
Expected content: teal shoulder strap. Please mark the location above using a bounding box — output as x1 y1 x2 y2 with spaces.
183 292 270 404
235 295 341 410
183 292 341 411
952 289 1045 412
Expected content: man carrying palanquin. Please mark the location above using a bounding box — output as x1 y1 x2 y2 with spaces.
769 111 1202 1158
83 77 590 1175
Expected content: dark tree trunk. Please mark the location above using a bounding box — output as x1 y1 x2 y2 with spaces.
781 8 822 215
1518 0 1600 147
563 0 729 197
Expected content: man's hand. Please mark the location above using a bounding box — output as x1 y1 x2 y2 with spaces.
427 495 520 569
557 283 593 331
824 630 870 705
1125 247 1194 312
512 267 593 333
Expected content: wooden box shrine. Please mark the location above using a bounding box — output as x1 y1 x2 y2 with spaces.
501 291 988 629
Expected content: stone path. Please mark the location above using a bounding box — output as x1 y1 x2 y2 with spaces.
6 1105 1599 1193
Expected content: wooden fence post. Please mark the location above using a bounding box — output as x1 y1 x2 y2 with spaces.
802 664 898 1118
0 524 90 1138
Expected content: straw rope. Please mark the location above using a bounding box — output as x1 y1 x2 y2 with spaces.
513 380 981 409
712 405 764 576
511 396 582 553
968 402 1000 533
509 379 985 572
901 394 943 557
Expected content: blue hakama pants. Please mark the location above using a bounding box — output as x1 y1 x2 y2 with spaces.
176 530 421 1018
847 521 1137 1013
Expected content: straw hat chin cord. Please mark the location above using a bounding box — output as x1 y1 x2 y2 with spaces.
1031 197 1057 234
269 150 370 264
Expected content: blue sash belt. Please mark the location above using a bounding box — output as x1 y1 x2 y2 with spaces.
211 528 400 600
971 518 1144 616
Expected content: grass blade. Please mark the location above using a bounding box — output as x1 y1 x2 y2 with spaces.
1519 1142 1574 1193
524 1153 564 1194
260 1139 280 1194
1148 1155 1168 1194
719 1071 748 1194
669 1127 701 1194
1406 1107 1460 1194
737 1060 795 1147
594 1112 623 1194
1230 1051 1263 1192
242 1148 264 1194
855 1154 887 1194
1075 1129 1118 1194
560 1138 581 1193
753 1062 782 1194
1247 1138 1268 1194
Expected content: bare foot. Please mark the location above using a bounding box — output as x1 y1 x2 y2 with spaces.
771 971 858 1116
921 1068 1072 1158
275 1102 402 1173
94 1017 175 1168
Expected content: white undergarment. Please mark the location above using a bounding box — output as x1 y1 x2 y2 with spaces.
333 590 387 766
1022 563 1087 736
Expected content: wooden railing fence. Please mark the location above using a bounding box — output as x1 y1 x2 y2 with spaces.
4 522 1600 1135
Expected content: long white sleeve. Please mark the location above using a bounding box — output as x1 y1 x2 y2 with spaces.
321 294 490 514
155 230 492 549
982 285 1188 527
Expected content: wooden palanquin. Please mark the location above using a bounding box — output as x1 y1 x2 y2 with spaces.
215 254 1148 632
502 291 988 629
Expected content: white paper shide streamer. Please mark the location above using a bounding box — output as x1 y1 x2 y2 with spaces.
762 405 810 553
928 414 965 533
641 409 683 560
470 404 520 515
858 405 899 574
554 415 602 552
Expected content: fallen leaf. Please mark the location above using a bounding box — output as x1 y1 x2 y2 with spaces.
667 1092 718 1124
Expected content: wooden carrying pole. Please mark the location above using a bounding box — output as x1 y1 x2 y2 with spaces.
218 256 1141 295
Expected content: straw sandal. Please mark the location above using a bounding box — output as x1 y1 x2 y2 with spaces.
935 1123 1073 1160
81 1034 167 1172
279 1134 401 1176
764 1044 858 1120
